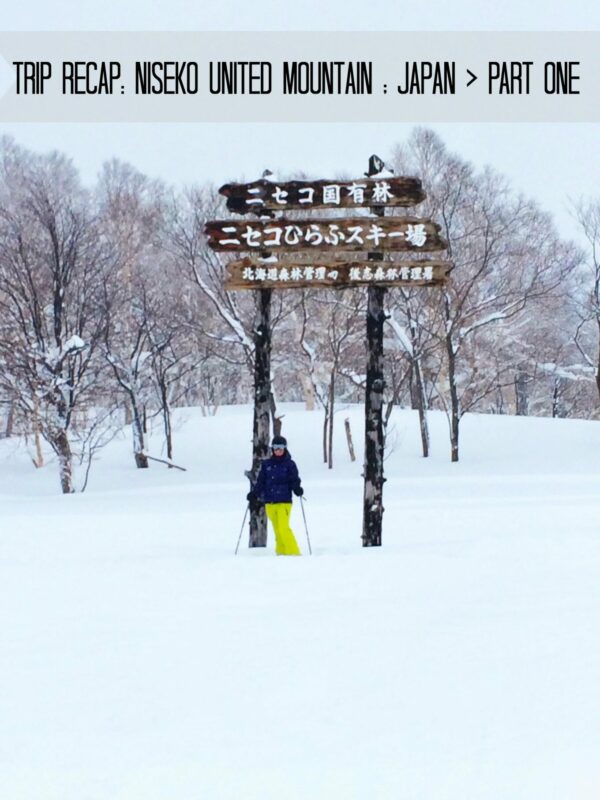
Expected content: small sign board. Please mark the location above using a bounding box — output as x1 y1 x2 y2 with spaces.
224 258 451 290
205 217 446 254
219 177 425 214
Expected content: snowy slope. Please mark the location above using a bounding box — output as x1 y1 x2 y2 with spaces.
1 405 600 800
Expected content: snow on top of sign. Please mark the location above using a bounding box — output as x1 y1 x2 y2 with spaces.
348 207 373 218
368 168 396 180
261 169 396 185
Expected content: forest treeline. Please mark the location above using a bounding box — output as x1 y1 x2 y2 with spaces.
0 128 598 492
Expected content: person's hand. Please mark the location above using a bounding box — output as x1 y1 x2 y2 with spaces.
294 486 304 497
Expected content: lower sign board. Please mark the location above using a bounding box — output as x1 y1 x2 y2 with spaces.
224 258 452 289
205 217 447 253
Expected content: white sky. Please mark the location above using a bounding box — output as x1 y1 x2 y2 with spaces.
2 0 599 32
0 0 598 243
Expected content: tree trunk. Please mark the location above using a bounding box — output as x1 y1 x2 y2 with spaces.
405 305 429 457
249 289 272 548
448 354 460 462
327 370 335 469
322 402 329 464
269 391 279 435
596 322 600 403
344 417 356 462
134 451 148 468
413 356 430 458
301 373 316 410
494 384 505 414
362 286 386 547
515 370 529 416
162 389 173 465
32 395 44 468
131 401 148 468
54 428 74 494
552 379 559 418
34 425 45 469
5 401 15 438
444 293 460 463
552 377 566 418
409 363 419 409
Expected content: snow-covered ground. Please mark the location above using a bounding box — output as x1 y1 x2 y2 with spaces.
2 404 600 800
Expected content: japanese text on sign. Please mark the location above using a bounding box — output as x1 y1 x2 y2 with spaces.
223 222 426 247
241 264 436 282
206 218 442 252
220 176 426 213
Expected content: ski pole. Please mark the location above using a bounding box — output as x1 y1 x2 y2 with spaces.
300 496 312 555
235 505 250 555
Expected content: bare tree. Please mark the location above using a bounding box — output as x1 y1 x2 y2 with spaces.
296 288 364 467
393 128 581 461
573 198 600 404
386 286 442 457
0 138 114 492
96 159 165 468
165 185 300 545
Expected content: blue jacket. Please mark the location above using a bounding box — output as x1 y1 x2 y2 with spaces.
253 452 302 504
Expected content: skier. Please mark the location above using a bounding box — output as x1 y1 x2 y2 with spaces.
246 435 304 556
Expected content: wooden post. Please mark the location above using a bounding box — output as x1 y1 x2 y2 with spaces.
248 288 272 547
362 285 386 547
362 155 388 547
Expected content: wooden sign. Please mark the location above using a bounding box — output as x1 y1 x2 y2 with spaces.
219 177 425 214
213 159 453 553
224 258 451 290
205 217 446 254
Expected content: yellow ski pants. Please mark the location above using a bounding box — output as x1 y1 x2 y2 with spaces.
265 502 301 556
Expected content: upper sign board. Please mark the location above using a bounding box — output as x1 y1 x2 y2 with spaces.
219 177 425 214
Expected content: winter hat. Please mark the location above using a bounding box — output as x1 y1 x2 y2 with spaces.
271 435 287 449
